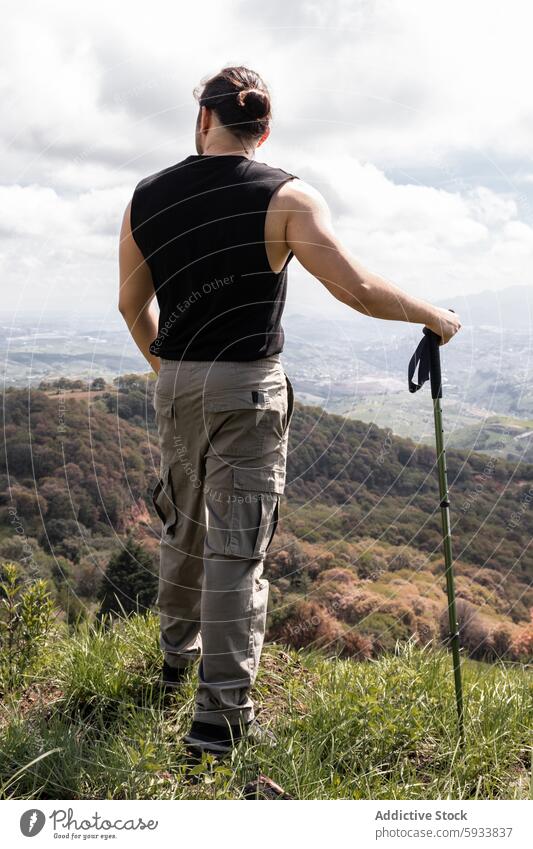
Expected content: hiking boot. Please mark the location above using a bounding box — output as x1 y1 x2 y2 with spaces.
183 718 276 757
159 661 188 694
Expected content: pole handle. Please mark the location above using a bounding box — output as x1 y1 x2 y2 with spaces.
423 327 442 399
427 308 456 400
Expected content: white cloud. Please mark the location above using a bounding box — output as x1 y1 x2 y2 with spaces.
1 0 532 315
287 152 533 315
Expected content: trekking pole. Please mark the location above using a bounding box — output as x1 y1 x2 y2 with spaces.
408 319 465 747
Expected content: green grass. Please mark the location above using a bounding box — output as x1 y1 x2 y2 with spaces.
0 613 531 800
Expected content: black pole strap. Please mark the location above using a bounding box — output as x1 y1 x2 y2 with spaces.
408 327 443 399
408 330 431 394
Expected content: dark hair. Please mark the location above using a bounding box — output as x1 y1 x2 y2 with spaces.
193 66 271 142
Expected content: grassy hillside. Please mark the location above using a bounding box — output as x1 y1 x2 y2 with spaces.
447 415 533 464
341 402 533 465
0 613 530 800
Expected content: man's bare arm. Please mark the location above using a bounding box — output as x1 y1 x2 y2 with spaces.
118 201 161 374
283 181 461 344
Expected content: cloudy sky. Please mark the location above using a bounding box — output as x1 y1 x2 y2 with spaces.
2 0 533 322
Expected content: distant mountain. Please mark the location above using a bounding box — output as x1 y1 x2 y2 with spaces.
435 284 533 329
2 284 532 460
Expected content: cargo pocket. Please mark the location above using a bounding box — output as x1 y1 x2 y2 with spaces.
153 391 175 453
153 392 174 418
204 388 272 456
225 467 281 559
152 464 178 536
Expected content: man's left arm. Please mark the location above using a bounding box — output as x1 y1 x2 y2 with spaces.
118 200 160 375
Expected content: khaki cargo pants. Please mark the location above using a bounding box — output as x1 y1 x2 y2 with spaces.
151 353 294 727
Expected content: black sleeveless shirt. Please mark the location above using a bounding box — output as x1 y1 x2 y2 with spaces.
130 154 298 361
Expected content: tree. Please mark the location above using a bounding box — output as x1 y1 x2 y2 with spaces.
98 534 157 617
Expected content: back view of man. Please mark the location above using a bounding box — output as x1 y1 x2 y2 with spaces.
119 65 461 757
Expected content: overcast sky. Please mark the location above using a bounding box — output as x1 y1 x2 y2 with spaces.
2 0 533 322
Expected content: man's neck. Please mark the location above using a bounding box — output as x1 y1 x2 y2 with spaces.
201 144 255 159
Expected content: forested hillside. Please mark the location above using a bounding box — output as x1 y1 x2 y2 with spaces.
1 376 532 661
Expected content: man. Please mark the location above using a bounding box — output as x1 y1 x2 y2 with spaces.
118 65 461 757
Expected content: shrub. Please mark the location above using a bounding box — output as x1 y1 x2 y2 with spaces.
439 598 493 660
358 611 411 653
387 548 428 572
356 551 387 580
317 567 355 585
268 600 343 652
511 610 533 660
337 588 381 625
341 628 374 659
488 624 514 661
267 599 373 660
265 534 308 581
0 561 56 692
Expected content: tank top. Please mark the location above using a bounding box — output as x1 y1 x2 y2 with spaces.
130 153 298 361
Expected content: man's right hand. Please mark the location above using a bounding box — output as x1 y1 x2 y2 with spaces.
426 308 462 345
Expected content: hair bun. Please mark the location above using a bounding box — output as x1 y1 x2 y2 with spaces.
237 88 269 119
